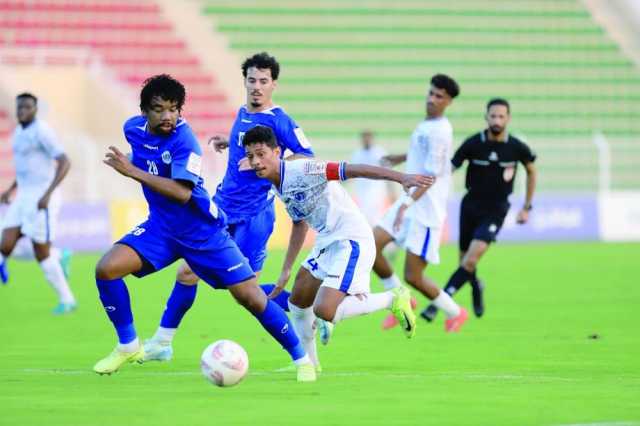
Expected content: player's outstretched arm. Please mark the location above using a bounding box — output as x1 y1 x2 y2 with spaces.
269 220 309 299
104 146 193 204
343 163 435 192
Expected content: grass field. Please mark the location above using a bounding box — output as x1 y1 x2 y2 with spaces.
1 242 638 426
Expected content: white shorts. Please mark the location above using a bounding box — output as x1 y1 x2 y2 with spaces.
378 199 442 264
302 235 375 295
2 192 59 244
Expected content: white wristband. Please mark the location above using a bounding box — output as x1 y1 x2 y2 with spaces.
401 194 415 207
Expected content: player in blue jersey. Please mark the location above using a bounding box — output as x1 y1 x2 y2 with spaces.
142 52 315 363
92 74 316 382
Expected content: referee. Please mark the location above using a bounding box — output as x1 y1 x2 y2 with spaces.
421 98 537 321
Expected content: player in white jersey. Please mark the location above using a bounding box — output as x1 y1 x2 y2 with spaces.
373 75 469 333
0 93 75 314
242 125 434 370
350 130 391 225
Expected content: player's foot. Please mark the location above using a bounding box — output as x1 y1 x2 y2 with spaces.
0 260 8 285
276 363 322 374
93 346 144 375
52 302 77 315
471 280 485 317
381 296 417 330
444 308 469 333
420 304 439 322
60 249 72 280
141 338 173 362
390 286 416 338
296 362 317 382
316 318 334 345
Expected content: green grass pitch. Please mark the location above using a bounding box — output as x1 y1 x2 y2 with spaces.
1 242 638 426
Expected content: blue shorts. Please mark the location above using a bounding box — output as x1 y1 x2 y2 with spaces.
117 220 255 289
225 202 275 272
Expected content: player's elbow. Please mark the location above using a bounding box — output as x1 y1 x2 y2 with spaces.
177 189 192 204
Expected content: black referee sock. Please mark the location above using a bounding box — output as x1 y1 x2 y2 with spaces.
444 266 473 296
470 269 480 290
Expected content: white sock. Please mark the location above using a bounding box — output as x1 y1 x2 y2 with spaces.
288 302 319 367
152 327 176 344
433 290 461 319
293 354 311 366
381 274 401 290
118 337 140 353
332 292 394 324
39 256 75 304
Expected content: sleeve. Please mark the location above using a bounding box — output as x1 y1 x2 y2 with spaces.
171 127 203 186
38 123 65 158
275 114 314 156
421 129 449 176
451 138 471 169
298 160 346 182
518 141 537 165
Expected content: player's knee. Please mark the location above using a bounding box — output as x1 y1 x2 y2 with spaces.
176 266 199 285
461 256 478 272
313 303 336 322
95 257 119 281
232 286 265 314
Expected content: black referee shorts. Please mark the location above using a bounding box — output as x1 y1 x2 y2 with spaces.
459 195 510 252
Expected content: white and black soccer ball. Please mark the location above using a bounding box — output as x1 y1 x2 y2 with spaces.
200 340 249 387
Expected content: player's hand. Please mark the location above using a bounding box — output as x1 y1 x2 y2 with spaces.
37 193 51 210
401 174 435 192
237 157 252 171
516 208 529 224
208 135 229 153
104 146 137 178
393 204 408 232
268 272 290 300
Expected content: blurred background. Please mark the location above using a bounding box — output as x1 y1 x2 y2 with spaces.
1 0 639 250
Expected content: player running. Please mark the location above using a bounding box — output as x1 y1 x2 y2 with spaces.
93 75 316 382
0 92 75 314
242 125 435 370
373 74 469 332
421 98 537 320
142 52 314 362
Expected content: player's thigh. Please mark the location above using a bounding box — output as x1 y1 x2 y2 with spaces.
404 220 442 266
113 221 179 278
314 286 347 321
472 205 509 248
232 205 275 273
459 198 480 252
376 199 410 248
183 230 254 291
319 237 375 296
0 226 22 255
289 266 322 308
95 243 145 280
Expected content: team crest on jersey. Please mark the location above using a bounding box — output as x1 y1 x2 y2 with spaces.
489 151 498 161
161 150 172 164
503 166 515 182
303 161 327 175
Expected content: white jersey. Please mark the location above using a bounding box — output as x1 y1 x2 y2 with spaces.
350 145 388 224
275 159 371 248
11 119 64 196
405 117 453 227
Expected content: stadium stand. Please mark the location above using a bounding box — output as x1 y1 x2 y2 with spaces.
0 0 235 141
202 0 640 191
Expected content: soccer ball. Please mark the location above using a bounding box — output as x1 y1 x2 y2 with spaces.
200 340 249 387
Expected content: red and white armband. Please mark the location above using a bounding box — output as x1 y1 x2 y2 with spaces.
326 161 347 181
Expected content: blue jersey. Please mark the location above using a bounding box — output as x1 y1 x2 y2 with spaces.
214 105 314 220
123 116 221 241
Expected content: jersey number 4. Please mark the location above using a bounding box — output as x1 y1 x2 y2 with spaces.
147 160 159 175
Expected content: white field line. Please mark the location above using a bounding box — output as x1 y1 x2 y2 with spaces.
553 422 640 426
16 368 582 382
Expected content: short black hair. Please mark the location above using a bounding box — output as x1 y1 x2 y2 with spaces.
487 98 510 113
242 52 280 80
431 74 460 99
16 92 37 104
139 74 186 112
242 125 278 149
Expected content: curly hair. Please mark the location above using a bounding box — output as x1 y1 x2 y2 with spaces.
431 74 460 99
242 52 280 80
139 74 186 112
242 125 278 149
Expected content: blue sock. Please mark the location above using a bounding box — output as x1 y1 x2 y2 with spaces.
253 299 306 361
96 278 136 344
160 281 197 328
259 284 291 312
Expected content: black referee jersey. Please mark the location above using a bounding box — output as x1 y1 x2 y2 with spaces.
451 130 536 204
